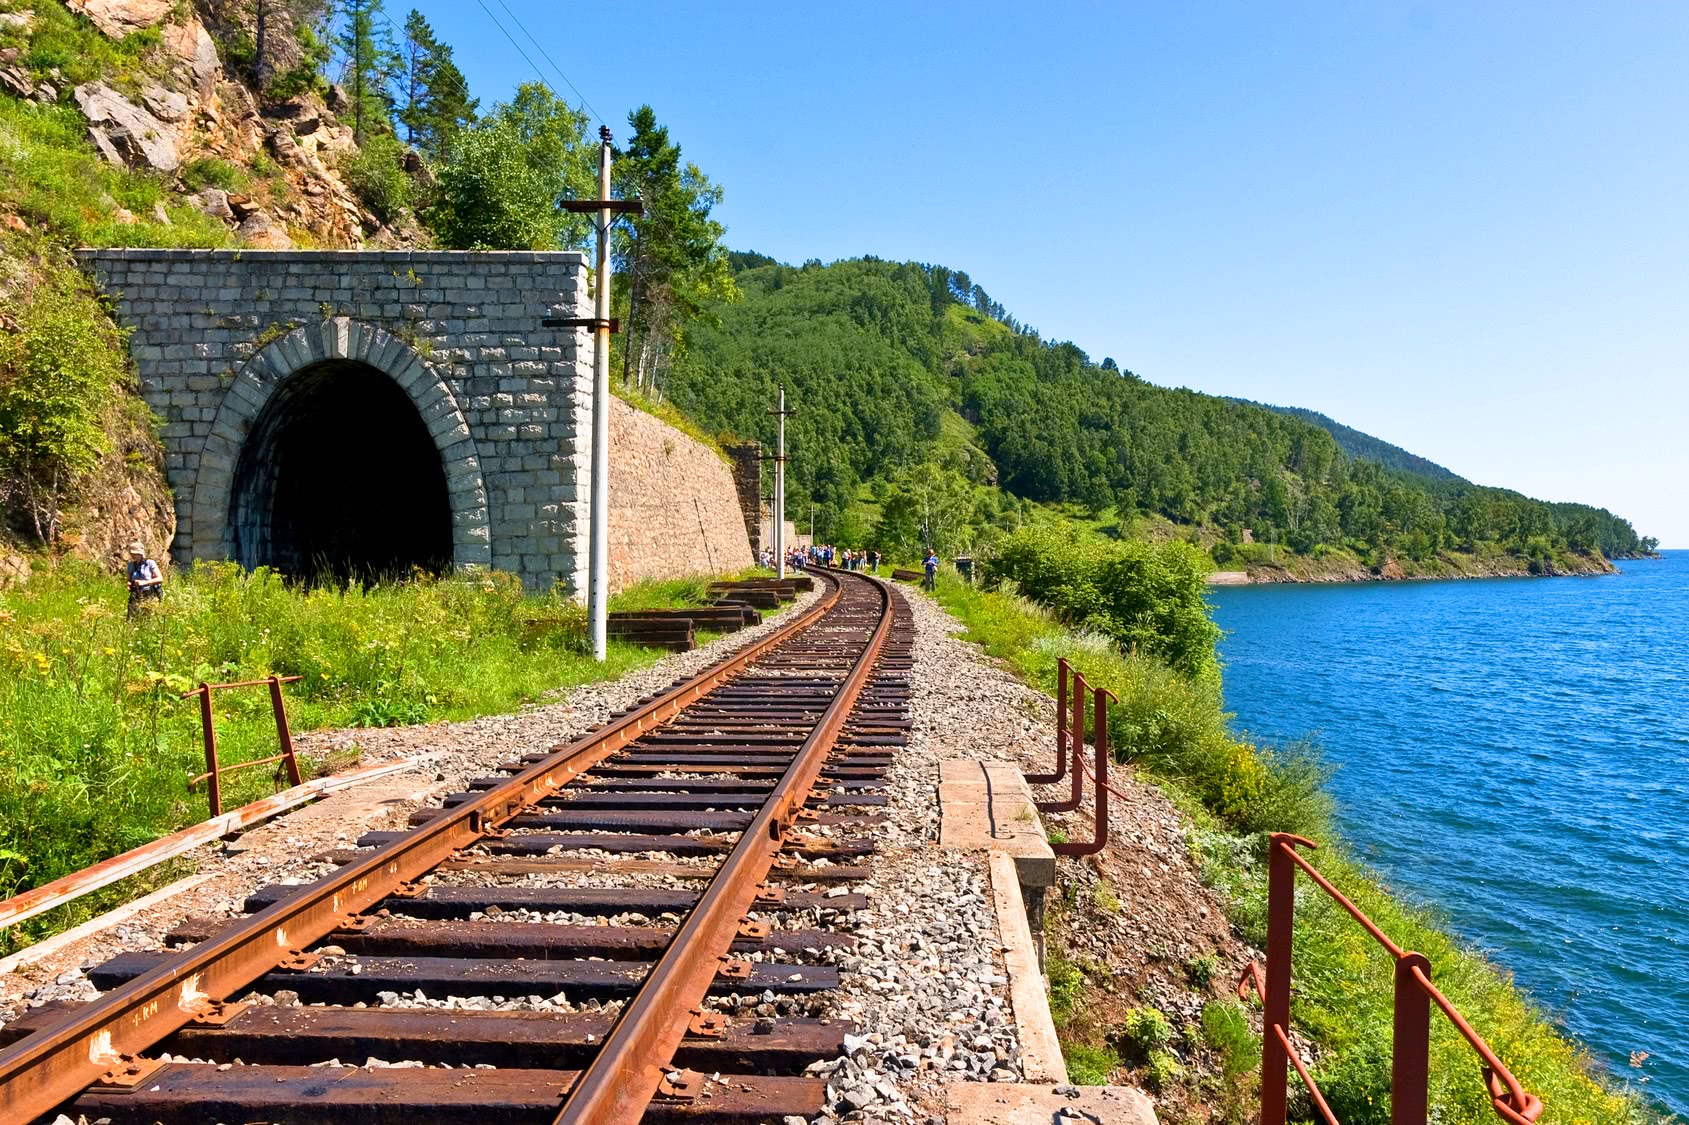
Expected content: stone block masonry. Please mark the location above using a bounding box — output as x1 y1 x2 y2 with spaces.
607 400 752 591
76 249 750 593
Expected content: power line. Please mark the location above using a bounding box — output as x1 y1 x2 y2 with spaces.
470 0 603 126
488 0 605 126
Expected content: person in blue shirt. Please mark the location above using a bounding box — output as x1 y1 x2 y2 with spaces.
922 548 938 591
126 541 163 615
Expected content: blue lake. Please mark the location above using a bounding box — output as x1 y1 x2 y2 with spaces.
1209 552 1688 1113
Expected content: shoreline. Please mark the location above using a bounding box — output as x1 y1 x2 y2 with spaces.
1205 551 1654 586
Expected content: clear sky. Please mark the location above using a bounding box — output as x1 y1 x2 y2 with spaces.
416 1 1688 546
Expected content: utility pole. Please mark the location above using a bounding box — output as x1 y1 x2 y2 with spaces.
770 386 792 579
545 136 642 663
587 127 613 660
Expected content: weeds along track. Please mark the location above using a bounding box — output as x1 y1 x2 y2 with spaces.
0 568 912 1124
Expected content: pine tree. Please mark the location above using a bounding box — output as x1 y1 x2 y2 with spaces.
612 106 736 392
397 9 477 158
337 0 398 143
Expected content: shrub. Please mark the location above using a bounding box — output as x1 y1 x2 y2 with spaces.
341 134 414 224
180 157 247 193
427 119 558 250
1144 1049 1184 1091
0 254 129 543
1185 952 1221 988
1119 1006 1174 1054
983 525 1220 679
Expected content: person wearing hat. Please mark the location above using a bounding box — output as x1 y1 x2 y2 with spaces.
125 541 163 614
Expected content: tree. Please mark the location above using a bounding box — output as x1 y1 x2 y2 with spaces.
426 119 555 249
336 0 398 143
397 9 476 159
426 83 596 250
612 106 736 394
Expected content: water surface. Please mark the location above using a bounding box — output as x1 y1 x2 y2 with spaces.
1209 553 1688 1112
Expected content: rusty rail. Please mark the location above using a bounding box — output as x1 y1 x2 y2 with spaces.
1025 657 1072 785
554 565 895 1122
0 576 849 1123
1036 659 1088 814
181 675 304 816
1238 833 1543 1125
0 761 415 936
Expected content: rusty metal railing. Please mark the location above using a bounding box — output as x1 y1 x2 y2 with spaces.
181 675 304 817
1030 657 1117 857
1239 833 1543 1125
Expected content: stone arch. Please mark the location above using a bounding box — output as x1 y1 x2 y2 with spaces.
190 317 491 572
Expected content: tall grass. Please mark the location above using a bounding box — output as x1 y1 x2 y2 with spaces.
935 572 1331 838
0 559 722 946
928 572 1655 1124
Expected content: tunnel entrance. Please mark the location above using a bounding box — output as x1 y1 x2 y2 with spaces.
231 360 453 582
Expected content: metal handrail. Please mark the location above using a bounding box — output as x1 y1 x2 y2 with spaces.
180 675 305 816
1238 832 1542 1125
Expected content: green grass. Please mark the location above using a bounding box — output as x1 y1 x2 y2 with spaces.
1064 1042 1121 1086
925 573 1656 1124
0 559 743 950
3 0 167 92
0 97 234 248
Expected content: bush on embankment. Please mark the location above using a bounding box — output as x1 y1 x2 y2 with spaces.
0 560 725 948
929 562 1654 1123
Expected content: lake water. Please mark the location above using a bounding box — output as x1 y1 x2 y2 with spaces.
1209 552 1688 1113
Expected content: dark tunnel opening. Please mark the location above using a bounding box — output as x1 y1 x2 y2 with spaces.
231 360 453 583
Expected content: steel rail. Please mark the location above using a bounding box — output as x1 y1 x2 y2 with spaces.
0 574 844 1123
555 567 895 1124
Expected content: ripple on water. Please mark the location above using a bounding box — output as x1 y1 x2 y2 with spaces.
1211 554 1689 1114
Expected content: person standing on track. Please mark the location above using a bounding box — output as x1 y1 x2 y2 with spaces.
922 548 938 591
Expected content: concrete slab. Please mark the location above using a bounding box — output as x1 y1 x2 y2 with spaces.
988 852 1066 1083
945 1082 1158 1124
939 758 1055 889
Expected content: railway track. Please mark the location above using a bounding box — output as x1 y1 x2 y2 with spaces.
0 567 912 1124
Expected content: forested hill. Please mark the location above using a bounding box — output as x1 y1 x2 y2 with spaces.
669 256 1656 566
1233 401 1464 484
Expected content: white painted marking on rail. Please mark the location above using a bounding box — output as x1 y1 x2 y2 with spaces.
177 973 207 1013
88 1029 119 1067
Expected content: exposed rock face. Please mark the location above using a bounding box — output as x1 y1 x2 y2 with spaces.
190 188 234 220
64 0 170 38
74 81 183 172
161 17 218 97
0 552 29 590
236 210 293 249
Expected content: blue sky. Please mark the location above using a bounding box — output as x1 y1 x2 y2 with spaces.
413 1 1688 546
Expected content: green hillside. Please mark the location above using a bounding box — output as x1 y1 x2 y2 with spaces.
1237 400 1465 483
670 256 1655 568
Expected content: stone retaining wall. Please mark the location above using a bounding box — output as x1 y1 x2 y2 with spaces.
607 400 752 590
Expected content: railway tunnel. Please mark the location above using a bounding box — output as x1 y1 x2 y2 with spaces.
230 358 453 582
78 248 755 594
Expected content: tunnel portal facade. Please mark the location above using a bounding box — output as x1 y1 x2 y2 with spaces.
81 249 594 590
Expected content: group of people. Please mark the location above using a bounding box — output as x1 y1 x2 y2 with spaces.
784 544 942 591
796 544 881 573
